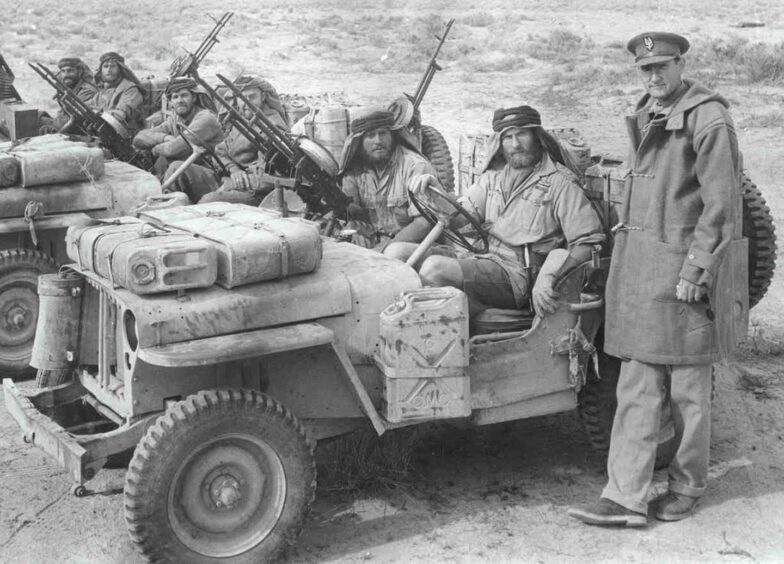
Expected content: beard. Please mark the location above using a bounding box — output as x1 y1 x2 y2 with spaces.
504 146 542 169
363 144 394 166
174 104 192 117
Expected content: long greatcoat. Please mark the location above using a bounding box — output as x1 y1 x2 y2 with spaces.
604 79 742 365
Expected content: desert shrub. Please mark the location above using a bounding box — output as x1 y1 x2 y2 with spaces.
691 36 784 84
462 12 495 28
739 109 784 128
524 30 596 64
462 51 528 73
317 426 422 494
739 42 784 83
316 14 345 29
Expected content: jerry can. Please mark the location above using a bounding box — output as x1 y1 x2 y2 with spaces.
376 287 471 423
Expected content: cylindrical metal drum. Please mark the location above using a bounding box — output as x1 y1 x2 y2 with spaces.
30 272 83 370
284 97 310 125
313 105 350 160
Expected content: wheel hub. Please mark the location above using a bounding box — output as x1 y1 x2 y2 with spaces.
0 288 37 346
7 305 28 329
209 473 242 509
169 437 286 558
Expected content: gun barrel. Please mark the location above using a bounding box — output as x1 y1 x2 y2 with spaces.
215 73 296 161
191 12 234 69
28 62 95 119
411 18 454 112
193 76 272 154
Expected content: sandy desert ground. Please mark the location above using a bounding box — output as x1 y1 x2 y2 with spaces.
1 0 783 562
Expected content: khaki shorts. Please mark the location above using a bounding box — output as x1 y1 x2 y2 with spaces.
458 256 518 309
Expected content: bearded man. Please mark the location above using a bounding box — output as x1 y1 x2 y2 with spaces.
339 109 442 254
92 51 144 135
416 105 605 316
201 74 290 205
132 77 224 203
50 56 98 130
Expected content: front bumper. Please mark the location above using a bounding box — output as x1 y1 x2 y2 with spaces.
3 378 155 485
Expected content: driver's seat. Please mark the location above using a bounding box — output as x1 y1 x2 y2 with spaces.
469 249 569 336
471 307 537 334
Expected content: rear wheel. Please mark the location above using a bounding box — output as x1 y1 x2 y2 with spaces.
0 249 58 379
420 124 455 193
741 173 777 309
125 389 316 564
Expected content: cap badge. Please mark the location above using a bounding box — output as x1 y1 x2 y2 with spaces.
644 36 654 51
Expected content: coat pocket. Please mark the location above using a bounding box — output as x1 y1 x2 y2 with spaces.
648 239 691 302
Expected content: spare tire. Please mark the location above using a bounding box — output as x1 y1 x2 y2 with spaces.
742 173 777 309
420 124 455 193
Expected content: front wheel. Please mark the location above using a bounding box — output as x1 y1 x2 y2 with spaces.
124 389 316 564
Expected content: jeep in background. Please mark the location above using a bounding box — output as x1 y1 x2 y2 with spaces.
0 134 161 377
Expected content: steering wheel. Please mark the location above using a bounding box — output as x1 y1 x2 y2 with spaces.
176 122 230 178
408 186 489 254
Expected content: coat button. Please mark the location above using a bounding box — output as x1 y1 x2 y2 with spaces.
688 254 695 259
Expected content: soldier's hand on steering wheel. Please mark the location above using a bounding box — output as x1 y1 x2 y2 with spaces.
409 173 441 197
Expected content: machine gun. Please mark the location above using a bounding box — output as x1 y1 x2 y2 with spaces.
28 62 141 164
169 11 234 79
0 54 22 103
195 74 350 220
410 18 454 113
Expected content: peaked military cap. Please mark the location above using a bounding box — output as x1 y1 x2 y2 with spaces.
627 32 689 66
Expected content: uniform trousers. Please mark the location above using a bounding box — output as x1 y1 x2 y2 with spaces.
601 359 712 514
160 161 219 203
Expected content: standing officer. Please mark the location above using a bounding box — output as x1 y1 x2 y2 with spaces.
568 32 742 526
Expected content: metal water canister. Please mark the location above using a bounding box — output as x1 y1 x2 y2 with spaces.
284 97 310 125
30 272 84 370
376 287 471 422
313 105 350 160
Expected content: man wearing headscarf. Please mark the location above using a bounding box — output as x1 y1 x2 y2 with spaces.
132 77 224 202
416 105 605 315
92 51 143 134
339 108 442 252
34 56 99 134
201 74 290 205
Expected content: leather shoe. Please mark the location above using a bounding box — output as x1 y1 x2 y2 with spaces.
653 492 699 521
567 497 647 527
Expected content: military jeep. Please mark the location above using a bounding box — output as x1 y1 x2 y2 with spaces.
2 130 775 563
0 135 161 378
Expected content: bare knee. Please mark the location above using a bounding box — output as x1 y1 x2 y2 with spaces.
419 256 462 288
